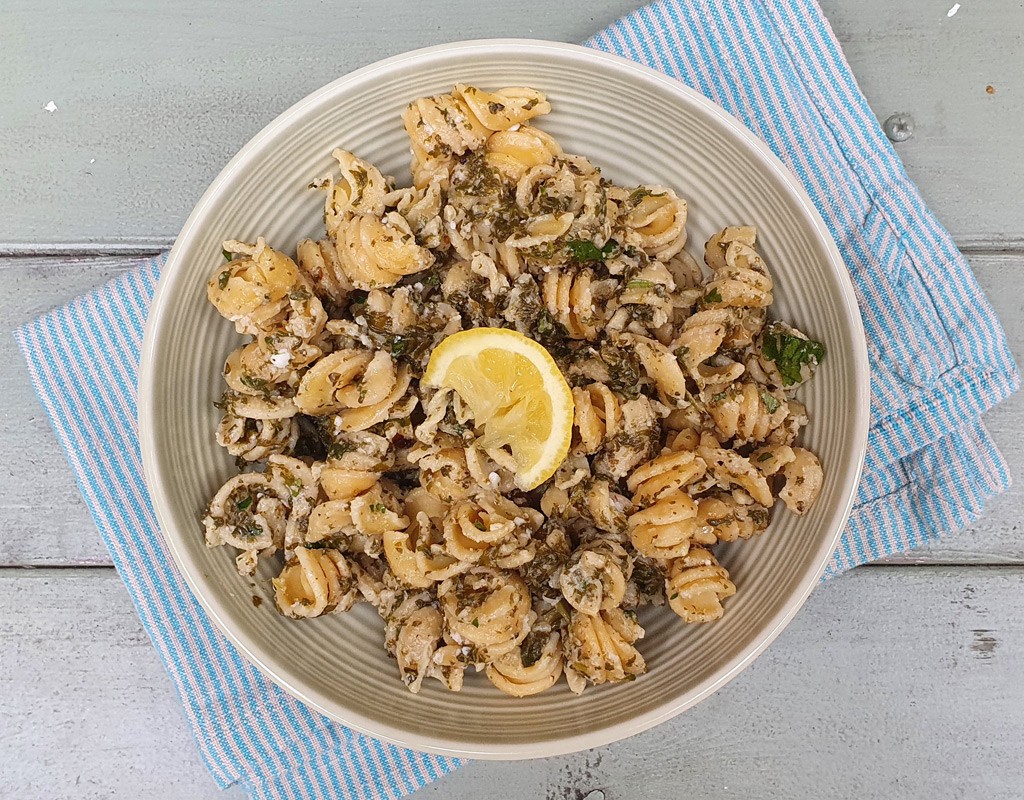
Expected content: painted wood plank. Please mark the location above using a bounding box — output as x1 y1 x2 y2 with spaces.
2 0 1022 251
2 252 1021 566
0 567 242 800
2 565 1021 799
2 257 139 566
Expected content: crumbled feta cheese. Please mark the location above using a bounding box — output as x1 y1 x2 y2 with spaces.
269 351 291 369
513 517 526 527
413 282 424 291
354 315 367 326
488 471 500 488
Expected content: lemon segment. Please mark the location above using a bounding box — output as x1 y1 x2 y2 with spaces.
422 328 574 490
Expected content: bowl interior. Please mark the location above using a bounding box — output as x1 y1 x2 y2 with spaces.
141 40 868 758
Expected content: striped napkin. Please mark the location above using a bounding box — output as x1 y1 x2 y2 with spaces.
14 0 1019 797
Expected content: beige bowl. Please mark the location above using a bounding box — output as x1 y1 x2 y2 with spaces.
139 39 870 759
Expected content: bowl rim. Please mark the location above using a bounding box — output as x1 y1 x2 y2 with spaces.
139 37 871 760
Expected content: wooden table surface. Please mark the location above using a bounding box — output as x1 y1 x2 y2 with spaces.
3 1 1023 797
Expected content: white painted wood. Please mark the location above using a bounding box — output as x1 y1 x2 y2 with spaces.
1 0 1022 250
3 566 1021 799
1 257 137 566
0 568 243 800
4 252 1020 566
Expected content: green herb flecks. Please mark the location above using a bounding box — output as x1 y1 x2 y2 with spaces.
760 390 781 414
217 270 230 290
235 496 253 511
701 287 723 306
565 238 618 263
762 329 826 386
327 441 356 460
239 374 270 393
625 279 656 290
369 503 388 514
222 249 233 262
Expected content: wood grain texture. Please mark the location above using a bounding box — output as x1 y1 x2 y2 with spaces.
3 252 1020 567
1 257 139 566
1 0 1022 251
3 566 1021 799
0 568 243 800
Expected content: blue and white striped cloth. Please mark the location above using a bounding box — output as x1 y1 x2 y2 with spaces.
14 1 1019 797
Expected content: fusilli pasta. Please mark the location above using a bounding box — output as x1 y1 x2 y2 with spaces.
200 84 827 697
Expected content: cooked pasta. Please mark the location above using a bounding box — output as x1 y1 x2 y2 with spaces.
200 84 827 697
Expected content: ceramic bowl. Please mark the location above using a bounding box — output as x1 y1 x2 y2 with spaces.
139 39 870 759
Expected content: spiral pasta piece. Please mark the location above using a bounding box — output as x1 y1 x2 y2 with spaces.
705 381 789 445
564 608 646 693
779 447 824 515
665 547 736 623
438 567 533 661
380 589 462 692
485 125 562 182
203 468 293 574
323 149 390 233
620 185 688 260
697 440 774 507
403 84 550 187
486 631 564 697
572 383 622 456
329 211 434 289
384 488 464 589
627 448 707 505
208 238 305 335
216 408 298 462
694 493 771 542
628 489 712 560
295 237 351 304
442 492 543 570
273 546 360 619
560 539 631 615
542 267 601 340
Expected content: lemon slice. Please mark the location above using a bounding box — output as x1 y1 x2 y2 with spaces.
423 328 574 491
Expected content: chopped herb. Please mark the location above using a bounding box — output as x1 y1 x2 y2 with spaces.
523 97 539 111
239 374 270 392
760 390 781 414
762 329 826 386
626 279 656 290
327 442 356 459
519 631 546 668
628 187 654 205
750 509 771 526
217 270 230 290
471 617 480 628
709 391 728 404
289 286 311 302
235 496 253 511
674 345 690 366
757 452 774 463
473 520 486 531
706 516 731 527
669 592 679 600
487 101 505 114
565 238 618 263
631 560 664 596
369 503 387 514
701 288 723 306
222 249 233 262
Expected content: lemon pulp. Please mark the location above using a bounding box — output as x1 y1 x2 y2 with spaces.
423 328 574 490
